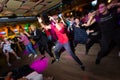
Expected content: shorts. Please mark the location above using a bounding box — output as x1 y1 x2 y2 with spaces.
3 49 13 54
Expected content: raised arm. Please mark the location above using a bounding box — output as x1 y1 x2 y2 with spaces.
23 31 30 37
49 16 63 30
37 17 51 30
82 12 96 27
107 2 120 9
59 16 66 26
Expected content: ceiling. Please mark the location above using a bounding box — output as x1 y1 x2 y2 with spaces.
0 0 61 16
0 0 110 17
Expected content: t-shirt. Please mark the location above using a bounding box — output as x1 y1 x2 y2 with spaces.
3 43 12 51
52 23 68 44
96 8 118 36
20 35 30 46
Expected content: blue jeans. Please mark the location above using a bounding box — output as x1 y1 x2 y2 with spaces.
25 42 37 55
54 41 83 65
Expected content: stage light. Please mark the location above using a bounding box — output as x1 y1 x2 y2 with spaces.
91 0 97 6
108 0 112 3
70 12 73 15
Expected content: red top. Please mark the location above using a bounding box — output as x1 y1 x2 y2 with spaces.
52 23 68 44
44 30 51 37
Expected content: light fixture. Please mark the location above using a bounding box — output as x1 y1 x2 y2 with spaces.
108 0 112 3
91 0 97 6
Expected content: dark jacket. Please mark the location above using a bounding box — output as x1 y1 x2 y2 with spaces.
30 29 48 45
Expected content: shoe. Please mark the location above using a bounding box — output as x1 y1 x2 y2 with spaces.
34 55 37 58
118 51 120 57
51 59 56 64
8 63 12 67
56 59 59 62
52 46 56 49
28 54 32 57
95 59 101 65
40 56 46 60
16 57 21 60
80 65 85 71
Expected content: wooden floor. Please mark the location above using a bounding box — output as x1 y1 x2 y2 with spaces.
0 44 120 80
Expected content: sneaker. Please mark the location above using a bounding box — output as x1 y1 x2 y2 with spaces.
8 63 12 67
28 54 32 57
56 59 59 62
34 55 37 58
118 51 120 57
52 46 56 49
16 57 21 60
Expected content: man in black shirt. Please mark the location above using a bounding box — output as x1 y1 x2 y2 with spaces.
83 2 120 64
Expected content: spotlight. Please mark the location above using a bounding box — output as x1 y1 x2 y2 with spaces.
108 0 112 3
91 0 97 6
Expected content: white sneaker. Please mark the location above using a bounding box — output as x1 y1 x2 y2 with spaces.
118 51 120 57
52 46 56 49
28 54 32 57
16 57 21 60
34 55 37 58
8 63 12 67
56 59 59 62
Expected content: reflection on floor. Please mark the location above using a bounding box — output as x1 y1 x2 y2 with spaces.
0 44 120 80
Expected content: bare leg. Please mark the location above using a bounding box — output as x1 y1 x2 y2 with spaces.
5 53 10 63
5 53 11 66
11 51 21 59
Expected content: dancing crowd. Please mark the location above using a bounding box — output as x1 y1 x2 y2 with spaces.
0 1 120 80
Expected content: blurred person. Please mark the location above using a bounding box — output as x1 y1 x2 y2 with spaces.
18 32 37 58
1 38 21 66
82 2 120 64
72 18 88 46
37 15 85 71
82 12 101 55
24 24 55 64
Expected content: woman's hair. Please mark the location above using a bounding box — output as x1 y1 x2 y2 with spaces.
41 14 51 25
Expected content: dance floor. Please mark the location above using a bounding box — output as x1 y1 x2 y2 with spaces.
0 44 120 80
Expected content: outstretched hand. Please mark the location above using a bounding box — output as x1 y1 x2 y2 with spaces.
48 16 54 21
37 17 42 23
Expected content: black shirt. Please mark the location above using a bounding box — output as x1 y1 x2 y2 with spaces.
30 29 48 45
97 8 118 36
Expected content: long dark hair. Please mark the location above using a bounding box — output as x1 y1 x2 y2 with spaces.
41 14 51 25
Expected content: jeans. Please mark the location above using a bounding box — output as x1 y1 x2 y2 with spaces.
54 41 83 65
25 42 37 55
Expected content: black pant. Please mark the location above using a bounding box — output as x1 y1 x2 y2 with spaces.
38 41 54 58
86 34 100 54
96 33 120 60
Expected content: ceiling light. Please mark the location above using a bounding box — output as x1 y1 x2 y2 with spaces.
91 0 97 6
108 0 112 3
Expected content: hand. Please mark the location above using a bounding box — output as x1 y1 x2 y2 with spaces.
37 17 42 23
48 16 54 21
107 3 117 9
88 12 95 18
17 38 20 41
82 24 88 27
